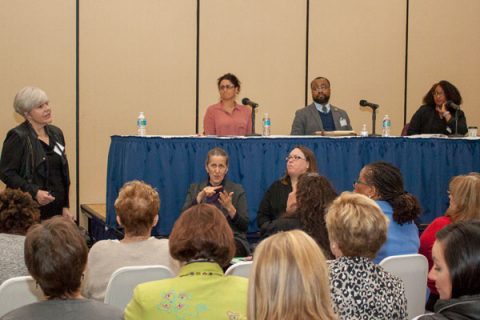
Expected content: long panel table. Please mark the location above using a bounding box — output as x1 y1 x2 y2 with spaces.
106 135 480 235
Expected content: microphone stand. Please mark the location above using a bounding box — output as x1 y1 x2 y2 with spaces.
249 104 261 136
361 105 380 136
450 108 463 137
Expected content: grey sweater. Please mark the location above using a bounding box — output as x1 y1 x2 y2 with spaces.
0 233 28 284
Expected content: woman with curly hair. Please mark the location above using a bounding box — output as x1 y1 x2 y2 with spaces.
0 188 40 284
261 173 337 258
354 161 421 263
407 80 468 136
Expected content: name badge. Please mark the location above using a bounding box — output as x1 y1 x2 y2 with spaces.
340 117 347 127
54 142 65 157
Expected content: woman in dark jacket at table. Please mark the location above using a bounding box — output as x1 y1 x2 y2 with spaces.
182 147 249 256
256 145 318 237
261 173 337 259
407 80 467 136
0 87 71 220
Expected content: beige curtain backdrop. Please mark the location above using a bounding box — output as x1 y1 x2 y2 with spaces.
0 0 479 213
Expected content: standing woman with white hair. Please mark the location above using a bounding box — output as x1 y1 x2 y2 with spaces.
0 87 72 220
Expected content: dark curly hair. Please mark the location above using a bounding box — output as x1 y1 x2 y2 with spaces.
287 173 337 258
363 162 421 225
423 80 462 107
0 188 40 235
217 73 241 90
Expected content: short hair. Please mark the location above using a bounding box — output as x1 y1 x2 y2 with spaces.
13 86 49 116
311 76 331 88
281 145 319 184
288 173 337 258
24 216 88 299
445 173 480 222
325 192 388 259
363 161 421 225
217 73 241 90
170 204 235 266
248 230 337 320
423 80 462 106
114 180 160 236
0 189 40 235
205 147 229 166
436 221 480 298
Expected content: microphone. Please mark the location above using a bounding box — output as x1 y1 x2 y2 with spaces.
445 101 460 110
242 98 259 108
359 100 379 109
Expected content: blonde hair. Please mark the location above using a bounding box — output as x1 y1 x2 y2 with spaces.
446 173 480 222
14 86 49 115
325 192 388 259
248 230 337 320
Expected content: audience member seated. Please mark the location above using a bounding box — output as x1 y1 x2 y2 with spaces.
407 80 468 136
203 73 252 136
414 222 480 320
182 147 250 256
257 145 318 237
354 161 421 263
82 180 179 301
261 173 337 259
326 192 407 320
124 204 248 319
419 173 480 311
248 230 337 320
0 217 123 320
0 188 40 284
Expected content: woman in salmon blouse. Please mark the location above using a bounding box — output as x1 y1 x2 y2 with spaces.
203 73 252 136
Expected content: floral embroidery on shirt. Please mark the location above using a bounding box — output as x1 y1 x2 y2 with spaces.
156 290 208 319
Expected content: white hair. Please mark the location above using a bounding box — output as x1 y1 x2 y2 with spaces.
14 86 49 116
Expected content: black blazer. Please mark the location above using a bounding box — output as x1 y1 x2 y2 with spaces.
0 121 70 206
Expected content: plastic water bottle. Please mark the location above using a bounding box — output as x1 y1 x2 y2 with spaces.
137 112 147 136
360 124 369 137
262 113 271 136
382 114 391 137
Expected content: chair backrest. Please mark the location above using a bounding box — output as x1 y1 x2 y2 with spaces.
224 261 253 278
0 276 46 317
379 254 428 319
104 265 174 310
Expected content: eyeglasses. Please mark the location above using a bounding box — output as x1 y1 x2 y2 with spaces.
353 180 369 188
433 91 445 97
219 85 235 90
285 155 306 162
312 85 330 92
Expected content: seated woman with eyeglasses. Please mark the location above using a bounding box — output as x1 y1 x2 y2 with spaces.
354 161 421 264
407 80 468 136
257 145 318 238
261 173 337 259
203 73 252 136
182 147 249 256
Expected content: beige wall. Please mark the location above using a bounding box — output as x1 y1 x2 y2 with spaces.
1 1 479 209
407 0 480 127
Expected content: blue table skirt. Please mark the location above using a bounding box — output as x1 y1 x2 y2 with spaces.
106 136 480 235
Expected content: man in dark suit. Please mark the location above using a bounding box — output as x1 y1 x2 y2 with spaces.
291 77 352 135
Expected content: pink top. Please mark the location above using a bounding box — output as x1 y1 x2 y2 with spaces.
203 102 252 136
418 215 452 295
